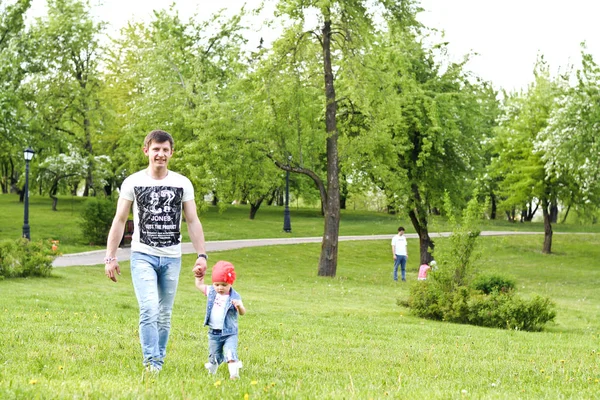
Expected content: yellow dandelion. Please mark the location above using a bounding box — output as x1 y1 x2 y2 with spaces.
540 369 545 373
29 379 37 385
251 381 258 385
595 379 599 383
214 380 222 387
244 394 249 400
271 383 275 387
58 366 63 370
560 360 565 363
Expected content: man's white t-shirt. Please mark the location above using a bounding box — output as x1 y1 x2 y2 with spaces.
119 169 194 257
391 234 407 256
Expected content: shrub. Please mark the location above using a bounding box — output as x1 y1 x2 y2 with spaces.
471 274 516 294
468 292 556 331
408 284 556 331
406 191 556 331
0 238 55 278
406 281 444 320
80 198 116 245
432 192 487 292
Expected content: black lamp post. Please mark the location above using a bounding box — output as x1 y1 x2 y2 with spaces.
22 147 35 240
283 155 292 233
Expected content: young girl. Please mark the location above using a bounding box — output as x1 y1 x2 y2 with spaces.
195 260 246 379
418 263 431 281
418 260 436 281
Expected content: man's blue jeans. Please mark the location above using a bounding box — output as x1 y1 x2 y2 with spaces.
130 252 181 370
393 255 407 281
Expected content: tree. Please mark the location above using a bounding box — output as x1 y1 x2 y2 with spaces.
352 18 496 264
26 0 105 196
537 49 600 219
0 0 32 194
490 60 567 253
37 147 111 210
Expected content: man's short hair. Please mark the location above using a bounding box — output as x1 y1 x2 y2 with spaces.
144 130 174 149
398 226 405 232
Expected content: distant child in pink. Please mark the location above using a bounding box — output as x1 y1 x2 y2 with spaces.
418 263 431 280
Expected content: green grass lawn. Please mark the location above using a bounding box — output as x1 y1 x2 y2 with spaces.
3 193 598 254
1 234 599 399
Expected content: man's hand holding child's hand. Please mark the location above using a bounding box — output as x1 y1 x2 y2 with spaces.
193 265 206 279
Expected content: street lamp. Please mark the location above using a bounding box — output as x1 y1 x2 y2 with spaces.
22 147 35 240
283 155 292 233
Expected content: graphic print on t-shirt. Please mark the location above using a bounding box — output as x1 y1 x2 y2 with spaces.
134 186 183 247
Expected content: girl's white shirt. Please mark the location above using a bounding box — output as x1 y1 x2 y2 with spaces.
208 292 230 329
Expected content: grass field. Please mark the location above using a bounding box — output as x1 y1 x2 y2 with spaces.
2 194 599 254
1 232 599 399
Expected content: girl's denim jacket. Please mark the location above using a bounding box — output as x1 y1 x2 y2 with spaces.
203 286 242 336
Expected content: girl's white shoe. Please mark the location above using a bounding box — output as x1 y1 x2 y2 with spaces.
228 361 243 379
205 362 218 375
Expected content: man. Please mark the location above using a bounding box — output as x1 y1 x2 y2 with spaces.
104 129 208 375
391 226 408 282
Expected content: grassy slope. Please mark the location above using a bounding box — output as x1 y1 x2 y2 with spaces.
1 233 599 399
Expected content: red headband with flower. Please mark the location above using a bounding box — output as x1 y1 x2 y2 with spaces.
211 260 236 285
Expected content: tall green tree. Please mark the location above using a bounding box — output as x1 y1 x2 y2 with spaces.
103 7 251 198
352 19 496 264
0 0 31 194
26 0 105 197
490 61 567 253
240 0 425 276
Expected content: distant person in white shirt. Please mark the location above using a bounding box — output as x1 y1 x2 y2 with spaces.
391 226 408 281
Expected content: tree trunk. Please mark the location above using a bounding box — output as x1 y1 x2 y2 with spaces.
542 199 552 254
550 203 558 223
317 15 340 278
50 182 59 211
560 204 571 224
408 184 435 265
249 197 264 220
340 174 347 210
523 201 539 221
1 161 6 194
266 188 278 206
490 192 497 220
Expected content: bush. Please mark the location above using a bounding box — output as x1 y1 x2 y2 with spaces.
80 198 115 245
406 191 556 331
0 238 55 278
408 284 556 331
471 274 516 294
468 292 556 331
406 281 444 320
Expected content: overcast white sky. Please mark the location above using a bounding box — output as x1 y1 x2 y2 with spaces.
27 0 600 93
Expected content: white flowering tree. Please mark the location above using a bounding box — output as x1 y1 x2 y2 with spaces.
38 148 111 210
536 50 600 220
490 61 568 254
